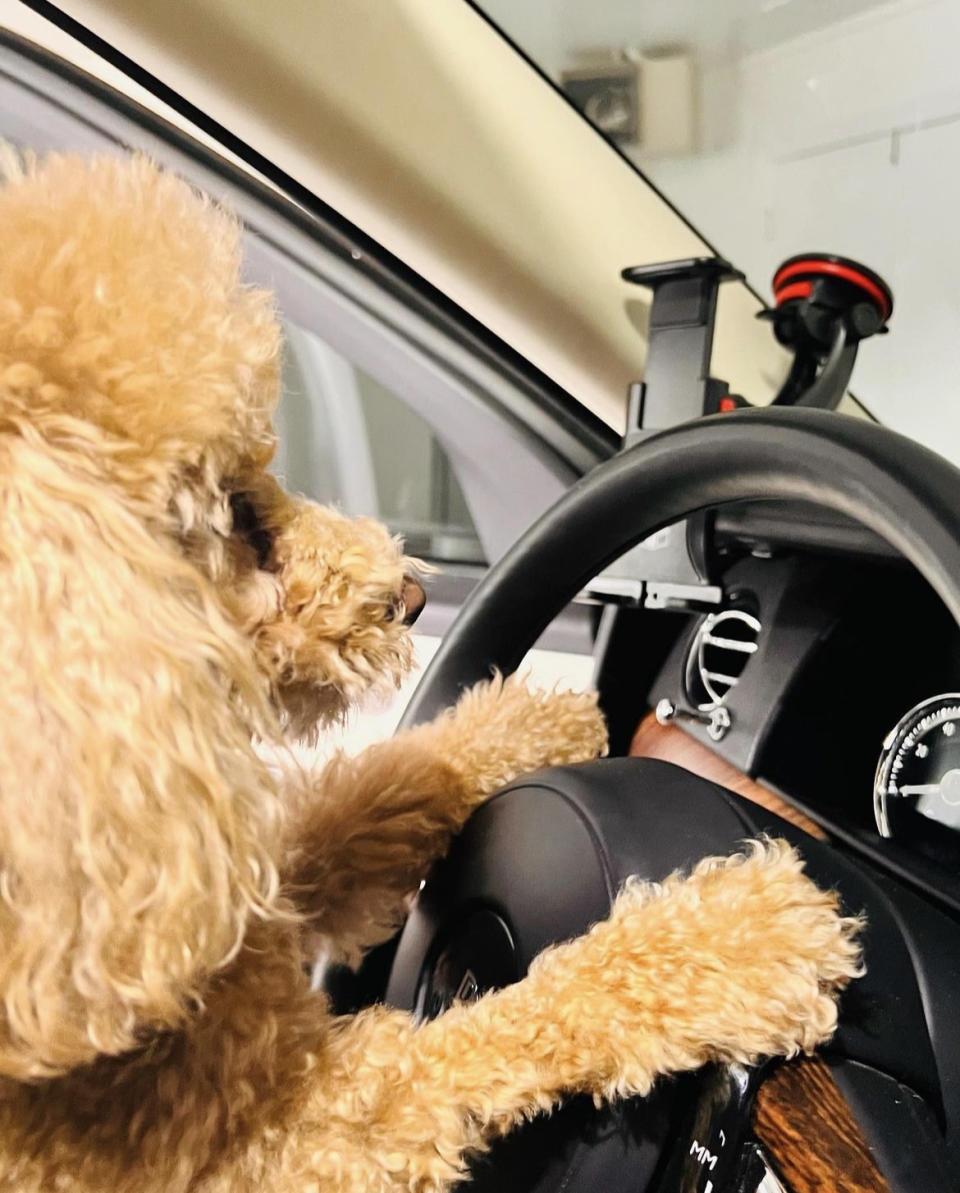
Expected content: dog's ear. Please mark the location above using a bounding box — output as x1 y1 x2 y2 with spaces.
0 435 286 1080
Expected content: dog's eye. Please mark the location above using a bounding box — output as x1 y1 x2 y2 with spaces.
229 492 273 569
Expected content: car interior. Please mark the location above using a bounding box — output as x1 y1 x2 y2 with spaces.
385 257 960 1193
5 2 960 1190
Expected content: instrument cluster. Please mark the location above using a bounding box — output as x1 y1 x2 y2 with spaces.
875 695 960 865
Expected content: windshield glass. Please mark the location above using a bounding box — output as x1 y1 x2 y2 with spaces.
477 0 960 459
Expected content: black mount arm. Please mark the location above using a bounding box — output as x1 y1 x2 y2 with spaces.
587 253 894 612
762 253 893 411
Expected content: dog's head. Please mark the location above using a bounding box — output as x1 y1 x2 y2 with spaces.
221 475 425 738
0 151 424 733
0 152 424 1077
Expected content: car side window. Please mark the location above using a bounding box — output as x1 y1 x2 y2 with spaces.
0 28 601 654
277 321 485 565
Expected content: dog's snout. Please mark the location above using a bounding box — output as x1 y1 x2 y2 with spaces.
400 575 426 626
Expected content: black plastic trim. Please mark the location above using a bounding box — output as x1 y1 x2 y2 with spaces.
403 408 960 728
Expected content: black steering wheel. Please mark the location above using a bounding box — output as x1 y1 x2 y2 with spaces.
387 407 960 1192
402 406 960 724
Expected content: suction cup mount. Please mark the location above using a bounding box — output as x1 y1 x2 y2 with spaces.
763 253 893 410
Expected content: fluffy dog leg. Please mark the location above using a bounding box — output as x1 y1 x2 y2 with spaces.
283 675 607 961
282 841 862 1192
283 741 477 964
407 672 609 797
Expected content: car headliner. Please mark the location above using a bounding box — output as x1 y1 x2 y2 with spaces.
9 0 798 431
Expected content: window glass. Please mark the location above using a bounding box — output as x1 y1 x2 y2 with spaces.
1 154 483 566
275 322 484 564
0 36 593 769
477 0 960 461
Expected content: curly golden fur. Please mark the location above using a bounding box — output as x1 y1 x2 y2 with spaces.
0 153 862 1192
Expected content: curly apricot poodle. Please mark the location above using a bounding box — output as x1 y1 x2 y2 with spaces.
0 153 861 1192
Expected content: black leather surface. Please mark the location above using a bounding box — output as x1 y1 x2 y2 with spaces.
831 1061 955 1192
401 408 960 727
462 1090 677 1193
392 408 960 1186
387 758 960 1187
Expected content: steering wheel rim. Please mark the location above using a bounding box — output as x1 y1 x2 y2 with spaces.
388 405 960 1189
401 406 960 728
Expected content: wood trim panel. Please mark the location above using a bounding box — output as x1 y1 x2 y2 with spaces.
754 1058 890 1192
629 711 826 840
627 718 892 1187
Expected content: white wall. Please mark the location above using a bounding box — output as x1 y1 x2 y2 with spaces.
483 0 960 462
650 0 960 458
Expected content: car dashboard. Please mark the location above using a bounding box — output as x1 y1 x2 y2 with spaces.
621 508 960 920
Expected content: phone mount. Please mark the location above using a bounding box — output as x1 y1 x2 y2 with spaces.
586 257 743 609
762 253 893 411
620 257 745 441
586 252 893 612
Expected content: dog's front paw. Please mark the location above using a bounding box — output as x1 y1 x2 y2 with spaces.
493 676 608 768
528 839 862 1099
442 674 608 795
610 840 862 1064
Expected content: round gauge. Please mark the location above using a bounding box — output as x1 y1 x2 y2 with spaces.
875 695 960 848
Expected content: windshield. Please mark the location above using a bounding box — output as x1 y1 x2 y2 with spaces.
476 0 960 460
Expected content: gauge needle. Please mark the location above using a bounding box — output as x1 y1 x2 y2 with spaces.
901 768 960 805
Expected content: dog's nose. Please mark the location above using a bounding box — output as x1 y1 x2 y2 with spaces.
400 574 426 626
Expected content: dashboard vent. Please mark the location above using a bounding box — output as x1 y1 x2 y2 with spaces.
686 609 761 711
